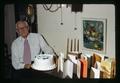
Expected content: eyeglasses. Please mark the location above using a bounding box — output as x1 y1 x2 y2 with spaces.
17 26 28 30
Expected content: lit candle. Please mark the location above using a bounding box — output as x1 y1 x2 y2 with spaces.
67 38 69 58
71 39 73 52
74 38 76 51
77 39 79 52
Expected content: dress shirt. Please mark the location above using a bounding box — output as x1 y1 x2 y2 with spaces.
11 33 54 70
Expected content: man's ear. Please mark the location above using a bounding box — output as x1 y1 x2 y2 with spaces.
16 30 20 36
16 30 19 34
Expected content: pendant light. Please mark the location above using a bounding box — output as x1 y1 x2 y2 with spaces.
74 12 77 30
60 4 63 25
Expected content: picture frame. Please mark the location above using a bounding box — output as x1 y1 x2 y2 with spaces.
82 18 107 53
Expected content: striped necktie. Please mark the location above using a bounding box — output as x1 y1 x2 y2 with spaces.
23 39 31 64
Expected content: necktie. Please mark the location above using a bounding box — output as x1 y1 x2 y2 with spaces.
23 39 31 64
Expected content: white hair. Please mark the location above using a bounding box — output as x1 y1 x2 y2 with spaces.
16 21 29 29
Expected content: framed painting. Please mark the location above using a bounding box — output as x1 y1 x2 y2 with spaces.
82 18 107 53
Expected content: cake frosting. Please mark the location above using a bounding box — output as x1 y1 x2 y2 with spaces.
31 54 56 71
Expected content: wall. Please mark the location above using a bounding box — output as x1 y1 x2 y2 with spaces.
37 4 115 58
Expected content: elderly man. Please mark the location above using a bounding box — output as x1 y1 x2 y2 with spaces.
11 20 56 79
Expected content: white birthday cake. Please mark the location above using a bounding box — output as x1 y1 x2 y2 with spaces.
31 54 56 71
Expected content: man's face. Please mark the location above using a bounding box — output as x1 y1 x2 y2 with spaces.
16 22 29 38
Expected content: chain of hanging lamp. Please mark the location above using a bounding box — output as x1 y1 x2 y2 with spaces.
43 4 63 25
74 12 77 30
43 4 61 12
60 4 63 25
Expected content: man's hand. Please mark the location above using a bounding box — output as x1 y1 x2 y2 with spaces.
24 64 31 69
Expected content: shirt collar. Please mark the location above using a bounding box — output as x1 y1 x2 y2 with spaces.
19 33 31 41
